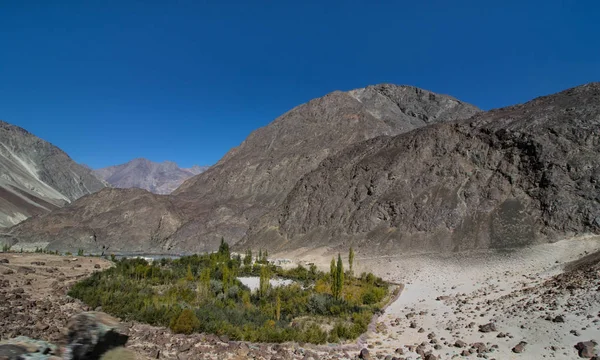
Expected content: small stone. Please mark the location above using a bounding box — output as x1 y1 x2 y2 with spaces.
513 341 527 353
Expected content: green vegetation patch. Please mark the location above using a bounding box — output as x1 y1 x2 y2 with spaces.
68 242 389 344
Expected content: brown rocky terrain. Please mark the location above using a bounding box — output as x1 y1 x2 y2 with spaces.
4 85 479 253
241 83 600 255
3 188 184 253
94 159 208 195
0 121 106 229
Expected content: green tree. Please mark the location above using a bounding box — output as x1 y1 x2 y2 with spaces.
186 264 194 281
218 237 230 259
275 294 281 321
348 247 355 276
259 266 270 297
330 257 337 298
243 249 252 266
199 267 211 297
222 264 231 294
169 309 200 334
336 253 344 300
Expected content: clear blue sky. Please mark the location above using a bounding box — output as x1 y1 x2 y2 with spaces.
1 1 598 169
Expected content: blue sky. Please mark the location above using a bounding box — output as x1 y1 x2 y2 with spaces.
0 1 598 169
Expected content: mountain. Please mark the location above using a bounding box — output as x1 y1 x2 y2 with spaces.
0 120 107 228
239 83 600 255
93 159 208 195
2 84 480 253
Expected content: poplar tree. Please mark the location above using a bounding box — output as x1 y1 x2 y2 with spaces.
348 247 355 276
259 266 270 297
186 264 194 281
330 257 338 299
275 294 281 321
336 253 344 300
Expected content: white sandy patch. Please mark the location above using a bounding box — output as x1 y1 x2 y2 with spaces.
237 276 295 292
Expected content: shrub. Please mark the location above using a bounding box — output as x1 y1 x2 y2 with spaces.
170 309 200 334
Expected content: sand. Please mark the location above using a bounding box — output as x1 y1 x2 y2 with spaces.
275 235 600 359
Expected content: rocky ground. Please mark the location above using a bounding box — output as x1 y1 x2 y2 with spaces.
3 236 600 359
354 236 600 359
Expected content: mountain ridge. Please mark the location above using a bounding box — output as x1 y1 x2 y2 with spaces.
3 83 490 252
0 120 107 228
94 158 208 195
239 82 600 254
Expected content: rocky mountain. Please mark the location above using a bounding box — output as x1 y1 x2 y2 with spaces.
239 83 600 255
93 158 208 195
0 121 107 229
2 84 480 253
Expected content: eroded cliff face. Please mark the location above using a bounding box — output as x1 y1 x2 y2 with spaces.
0 121 106 228
240 83 600 255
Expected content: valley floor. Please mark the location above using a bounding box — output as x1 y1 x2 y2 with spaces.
281 236 600 359
3 236 600 359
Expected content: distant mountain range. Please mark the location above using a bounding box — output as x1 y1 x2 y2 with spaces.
93 159 208 195
0 121 107 228
3 83 599 256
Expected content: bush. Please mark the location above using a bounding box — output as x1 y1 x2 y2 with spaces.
170 309 200 334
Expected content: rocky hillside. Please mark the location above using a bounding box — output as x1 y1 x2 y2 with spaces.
3 84 480 253
169 85 480 251
94 158 208 195
3 188 183 252
0 121 106 228
240 83 600 255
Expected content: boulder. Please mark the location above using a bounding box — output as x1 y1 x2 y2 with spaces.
359 348 371 359
479 323 497 333
513 341 527 353
64 312 129 360
575 341 597 358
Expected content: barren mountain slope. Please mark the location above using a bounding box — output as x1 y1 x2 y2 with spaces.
240 83 600 255
3 188 183 252
3 85 479 253
0 121 106 228
166 85 480 251
94 158 208 194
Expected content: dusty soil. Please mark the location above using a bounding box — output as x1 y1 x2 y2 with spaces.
0 253 112 343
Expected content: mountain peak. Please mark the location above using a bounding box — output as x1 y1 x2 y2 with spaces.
93 158 209 195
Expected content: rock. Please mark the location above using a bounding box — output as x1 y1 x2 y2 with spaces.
94 264 101 269
1 269 13 275
359 348 371 359
513 341 527 353
479 323 497 333
17 267 35 275
237 343 249 357
64 312 129 360
0 344 28 358
0 259 8 264
553 315 565 323
472 342 487 353
455 340 467 348
575 341 597 358
0 336 58 357
424 354 438 360
30 261 45 266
